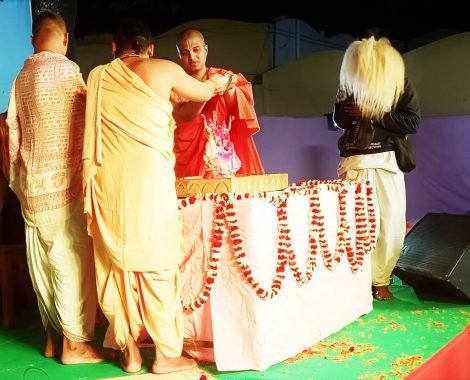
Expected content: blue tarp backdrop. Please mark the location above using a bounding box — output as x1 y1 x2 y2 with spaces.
0 0 32 111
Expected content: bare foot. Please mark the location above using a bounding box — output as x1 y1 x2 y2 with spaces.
152 350 197 374
61 338 109 365
372 285 393 301
44 328 62 358
121 336 142 373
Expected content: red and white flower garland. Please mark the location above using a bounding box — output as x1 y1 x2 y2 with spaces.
180 194 224 311
227 194 287 300
178 179 377 311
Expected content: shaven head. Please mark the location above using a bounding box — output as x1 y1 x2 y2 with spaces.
339 37 405 120
176 29 206 51
112 18 153 57
32 11 68 55
176 29 208 78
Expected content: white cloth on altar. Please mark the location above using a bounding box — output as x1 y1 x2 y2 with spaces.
179 185 373 371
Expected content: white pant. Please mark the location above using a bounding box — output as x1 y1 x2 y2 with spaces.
24 202 97 341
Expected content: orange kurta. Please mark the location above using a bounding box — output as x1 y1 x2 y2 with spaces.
173 67 264 178
83 59 184 271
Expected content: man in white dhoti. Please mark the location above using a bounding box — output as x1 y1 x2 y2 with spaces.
6 11 105 364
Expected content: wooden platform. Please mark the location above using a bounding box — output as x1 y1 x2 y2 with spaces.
176 173 289 197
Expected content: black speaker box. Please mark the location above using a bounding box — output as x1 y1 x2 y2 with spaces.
394 213 470 303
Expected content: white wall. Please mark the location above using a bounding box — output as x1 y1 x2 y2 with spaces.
405 32 470 116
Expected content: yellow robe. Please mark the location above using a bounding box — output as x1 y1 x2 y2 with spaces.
84 59 185 353
84 59 185 272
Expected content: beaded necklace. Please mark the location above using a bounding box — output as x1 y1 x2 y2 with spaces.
119 53 142 59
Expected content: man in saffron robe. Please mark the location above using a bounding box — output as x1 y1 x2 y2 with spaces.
83 18 227 374
6 11 105 364
173 28 264 178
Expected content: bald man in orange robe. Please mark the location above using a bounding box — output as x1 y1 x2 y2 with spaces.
173 28 264 178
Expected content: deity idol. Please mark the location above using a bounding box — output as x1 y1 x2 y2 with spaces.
202 111 241 178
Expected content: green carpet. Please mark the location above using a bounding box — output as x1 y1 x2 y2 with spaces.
1 284 469 380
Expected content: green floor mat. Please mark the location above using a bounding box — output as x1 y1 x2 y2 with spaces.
1 285 469 380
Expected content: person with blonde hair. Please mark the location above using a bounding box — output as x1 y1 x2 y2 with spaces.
333 31 420 300
83 18 227 374
6 11 105 363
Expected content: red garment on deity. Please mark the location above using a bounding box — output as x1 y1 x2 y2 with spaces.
173 67 264 178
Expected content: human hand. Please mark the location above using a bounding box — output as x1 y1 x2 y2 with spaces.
207 73 230 94
225 74 237 91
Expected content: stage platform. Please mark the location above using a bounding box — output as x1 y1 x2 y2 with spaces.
1 285 470 379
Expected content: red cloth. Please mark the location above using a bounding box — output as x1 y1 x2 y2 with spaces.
173 67 264 178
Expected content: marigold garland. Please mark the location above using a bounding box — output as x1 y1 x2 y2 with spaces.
178 179 377 311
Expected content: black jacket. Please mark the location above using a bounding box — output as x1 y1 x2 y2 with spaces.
333 78 421 157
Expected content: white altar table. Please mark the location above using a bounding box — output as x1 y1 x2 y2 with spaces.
178 180 376 371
